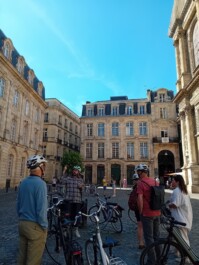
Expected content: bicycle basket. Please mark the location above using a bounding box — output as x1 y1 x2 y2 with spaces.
109 257 127 265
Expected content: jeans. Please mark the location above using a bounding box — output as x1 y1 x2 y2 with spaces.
141 215 160 265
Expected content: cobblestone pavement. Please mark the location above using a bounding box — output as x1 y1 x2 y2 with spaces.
0 187 199 265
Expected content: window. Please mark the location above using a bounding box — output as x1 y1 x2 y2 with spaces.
98 107 104 116
139 122 147 136
98 143 104 158
43 128 48 140
43 145 46 156
112 122 119 136
87 108 93 117
112 106 118 116
17 58 24 74
20 157 26 176
75 125 78 134
44 113 49 122
161 130 168 137
140 105 145 114
126 122 133 136
112 142 119 158
25 100 29 116
159 93 165 102
58 115 62 125
3 42 11 59
70 122 73 132
0 78 5 97
127 142 134 159
7 154 14 177
28 71 34 85
35 108 39 123
87 124 93 136
98 123 105 136
193 21 199 67
140 142 148 158
160 108 167 119
86 143 93 158
13 90 20 107
10 119 17 141
127 106 133 115
64 119 68 128
23 124 28 145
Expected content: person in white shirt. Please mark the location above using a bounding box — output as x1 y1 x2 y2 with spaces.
168 174 193 246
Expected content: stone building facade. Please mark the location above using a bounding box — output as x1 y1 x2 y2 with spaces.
169 0 199 192
0 30 47 188
43 98 80 182
80 89 180 186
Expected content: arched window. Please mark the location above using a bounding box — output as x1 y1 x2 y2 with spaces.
28 70 34 85
25 100 30 116
17 57 24 74
3 42 11 59
193 21 199 67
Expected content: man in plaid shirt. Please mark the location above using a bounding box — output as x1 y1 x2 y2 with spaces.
65 165 84 237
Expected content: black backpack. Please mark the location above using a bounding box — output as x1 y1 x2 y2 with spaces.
141 180 165 210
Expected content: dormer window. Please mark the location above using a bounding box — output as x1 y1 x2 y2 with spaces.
17 57 24 74
3 42 11 59
159 93 165 102
112 106 118 116
28 70 34 85
139 105 145 114
38 82 43 97
87 108 93 117
127 106 133 115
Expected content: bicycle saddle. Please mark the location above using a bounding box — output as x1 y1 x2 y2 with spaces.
103 237 120 248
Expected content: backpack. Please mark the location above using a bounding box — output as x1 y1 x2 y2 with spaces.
141 180 165 210
128 188 138 211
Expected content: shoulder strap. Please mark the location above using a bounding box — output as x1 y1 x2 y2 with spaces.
141 180 150 187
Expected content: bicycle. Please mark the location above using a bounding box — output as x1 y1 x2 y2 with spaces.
45 198 83 265
88 193 124 233
84 184 97 196
140 205 199 265
127 208 137 225
78 205 127 265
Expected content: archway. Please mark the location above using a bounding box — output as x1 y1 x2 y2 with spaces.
85 165 92 184
111 164 121 185
158 150 175 185
97 165 105 185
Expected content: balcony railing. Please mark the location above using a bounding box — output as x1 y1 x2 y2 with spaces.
152 137 179 143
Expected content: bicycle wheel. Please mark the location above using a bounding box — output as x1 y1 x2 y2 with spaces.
110 208 123 233
45 227 65 264
128 209 137 225
140 239 185 265
85 239 102 265
45 224 71 265
88 205 107 224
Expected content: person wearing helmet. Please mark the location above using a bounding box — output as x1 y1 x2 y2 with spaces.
136 164 161 264
65 165 84 238
16 154 48 265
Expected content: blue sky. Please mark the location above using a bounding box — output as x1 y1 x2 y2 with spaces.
0 0 175 116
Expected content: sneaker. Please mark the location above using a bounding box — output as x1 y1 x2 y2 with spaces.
75 228 80 238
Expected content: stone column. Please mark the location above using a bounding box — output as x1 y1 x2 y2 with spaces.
184 105 197 165
173 39 181 92
179 111 187 166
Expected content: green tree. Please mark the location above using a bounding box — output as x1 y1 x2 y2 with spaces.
61 151 84 174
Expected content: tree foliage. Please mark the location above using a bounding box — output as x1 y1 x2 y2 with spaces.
61 151 84 174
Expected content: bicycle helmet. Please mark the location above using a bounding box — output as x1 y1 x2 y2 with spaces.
135 164 149 172
27 155 47 169
132 173 139 180
73 165 81 173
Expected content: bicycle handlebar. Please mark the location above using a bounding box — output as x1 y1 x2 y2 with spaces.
161 204 186 227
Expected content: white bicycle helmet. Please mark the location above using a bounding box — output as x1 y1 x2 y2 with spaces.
135 164 149 172
27 155 47 169
132 173 139 180
73 165 81 173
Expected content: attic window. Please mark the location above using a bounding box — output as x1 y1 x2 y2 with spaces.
3 42 11 59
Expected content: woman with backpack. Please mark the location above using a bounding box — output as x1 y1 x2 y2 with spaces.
128 173 145 249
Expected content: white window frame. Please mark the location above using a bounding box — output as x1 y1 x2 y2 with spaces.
0 78 5 97
126 122 133 136
98 123 105 137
